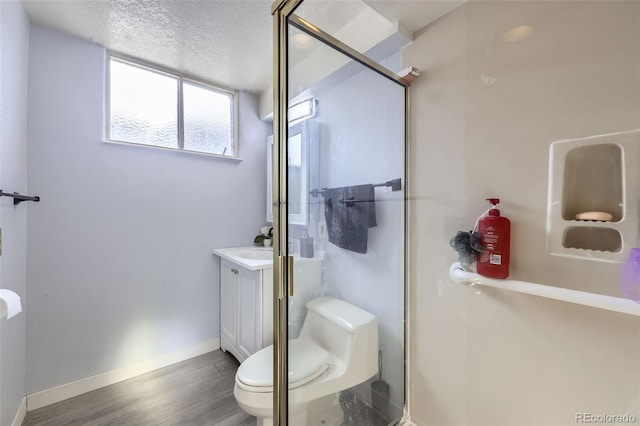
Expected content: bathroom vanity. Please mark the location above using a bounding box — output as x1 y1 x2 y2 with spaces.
213 247 322 363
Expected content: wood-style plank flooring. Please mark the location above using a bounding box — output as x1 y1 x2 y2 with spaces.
23 350 256 426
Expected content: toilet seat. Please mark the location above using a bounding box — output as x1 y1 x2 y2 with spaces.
236 339 330 393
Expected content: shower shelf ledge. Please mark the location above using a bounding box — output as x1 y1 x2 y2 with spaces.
449 263 640 317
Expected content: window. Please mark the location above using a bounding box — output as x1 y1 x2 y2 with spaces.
107 55 238 158
288 98 316 125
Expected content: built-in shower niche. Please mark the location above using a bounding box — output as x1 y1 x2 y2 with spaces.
561 144 623 222
548 130 640 263
562 227 622 253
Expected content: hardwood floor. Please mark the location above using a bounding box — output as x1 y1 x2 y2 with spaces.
22 349 391 426
23 350 256 426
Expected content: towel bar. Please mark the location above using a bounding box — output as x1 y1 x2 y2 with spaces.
0 190 40 205
310 178 401 198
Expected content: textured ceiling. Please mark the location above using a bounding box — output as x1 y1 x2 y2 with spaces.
21 0 463 94
22 0 274 93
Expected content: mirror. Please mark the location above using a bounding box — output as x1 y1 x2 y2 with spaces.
267 120 318 226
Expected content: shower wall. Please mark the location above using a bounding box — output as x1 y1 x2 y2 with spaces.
406 1 640 424
0 1 30 424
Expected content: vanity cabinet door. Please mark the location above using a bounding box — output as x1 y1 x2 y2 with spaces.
220 261 237 348
237 267 262 360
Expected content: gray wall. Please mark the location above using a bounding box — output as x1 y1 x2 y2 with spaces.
301 52 406 418
26 26 269 394
0 0 30 424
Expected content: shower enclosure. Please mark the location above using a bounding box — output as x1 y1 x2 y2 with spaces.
272 0 408 424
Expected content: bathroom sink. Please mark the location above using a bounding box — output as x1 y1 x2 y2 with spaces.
213 246 322 271
213 247 275 270
236 250 273 260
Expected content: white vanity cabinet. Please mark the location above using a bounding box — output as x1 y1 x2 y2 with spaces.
214 246 323 363
219 259 273 363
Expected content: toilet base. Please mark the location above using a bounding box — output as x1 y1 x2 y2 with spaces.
255 394 344 426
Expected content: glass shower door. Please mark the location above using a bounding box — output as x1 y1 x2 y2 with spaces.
273 2 408 423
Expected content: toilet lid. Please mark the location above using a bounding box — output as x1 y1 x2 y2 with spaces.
236 339 330 391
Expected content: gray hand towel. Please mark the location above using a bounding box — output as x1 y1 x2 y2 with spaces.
323 184 377 254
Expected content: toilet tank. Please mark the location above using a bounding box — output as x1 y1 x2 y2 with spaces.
299 297 378 381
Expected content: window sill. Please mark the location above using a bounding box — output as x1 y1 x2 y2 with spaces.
103 139 243 161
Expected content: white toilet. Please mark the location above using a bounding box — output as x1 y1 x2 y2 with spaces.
234 296 378 426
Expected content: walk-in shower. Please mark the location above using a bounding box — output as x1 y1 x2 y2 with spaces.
270 1 409 424
270 0 640 425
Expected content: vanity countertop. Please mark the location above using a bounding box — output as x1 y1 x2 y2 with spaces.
213 246 323 270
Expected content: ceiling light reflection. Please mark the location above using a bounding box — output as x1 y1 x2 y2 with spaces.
503 25 533 42
292 33 314 49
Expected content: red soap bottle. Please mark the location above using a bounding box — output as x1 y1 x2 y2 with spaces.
477 198 511 279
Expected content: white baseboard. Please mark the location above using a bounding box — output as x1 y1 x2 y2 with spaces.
10 397 26 426
27 338 220 411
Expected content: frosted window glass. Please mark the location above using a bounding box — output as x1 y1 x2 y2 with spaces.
289 99 315 124
183 82 235 156
109 59 178 148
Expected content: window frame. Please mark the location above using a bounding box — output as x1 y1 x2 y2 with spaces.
106 52 240 159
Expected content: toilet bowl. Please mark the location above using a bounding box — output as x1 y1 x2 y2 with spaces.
234 296 378 426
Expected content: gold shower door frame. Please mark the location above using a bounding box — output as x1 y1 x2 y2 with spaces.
271 1 410 424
